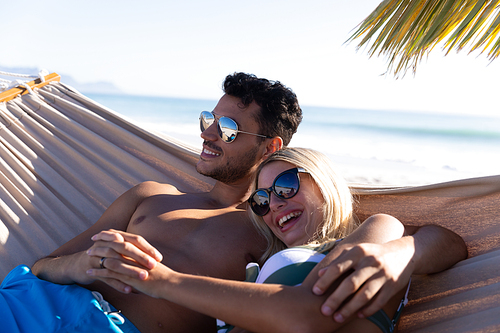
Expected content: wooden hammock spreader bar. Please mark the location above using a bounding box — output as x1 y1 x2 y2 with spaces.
0 72 61 103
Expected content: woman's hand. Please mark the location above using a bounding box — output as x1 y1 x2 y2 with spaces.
88 253 175 298
85 229 163 292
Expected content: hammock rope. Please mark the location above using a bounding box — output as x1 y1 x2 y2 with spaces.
0 69 49 93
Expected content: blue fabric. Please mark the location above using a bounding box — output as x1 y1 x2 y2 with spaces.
0 265 140 333
107 304 142 333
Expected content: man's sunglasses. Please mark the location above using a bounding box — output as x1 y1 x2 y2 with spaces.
200 111 272 143
248 167 308 216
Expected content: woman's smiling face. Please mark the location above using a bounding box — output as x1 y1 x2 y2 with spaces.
257 161 325 247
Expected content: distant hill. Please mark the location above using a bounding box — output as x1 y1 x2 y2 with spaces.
0 66 123 94
61 76 123 94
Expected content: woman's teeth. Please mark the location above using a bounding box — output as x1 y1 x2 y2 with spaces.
278 212 302 227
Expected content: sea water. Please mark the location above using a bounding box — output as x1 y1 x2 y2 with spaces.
87 93 500 185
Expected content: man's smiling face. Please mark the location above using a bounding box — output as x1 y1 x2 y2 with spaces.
196 94 267 184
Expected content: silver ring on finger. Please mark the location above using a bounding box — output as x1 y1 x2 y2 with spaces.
100 257 107 269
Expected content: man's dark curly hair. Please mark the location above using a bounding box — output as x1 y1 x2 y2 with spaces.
223 72 302 146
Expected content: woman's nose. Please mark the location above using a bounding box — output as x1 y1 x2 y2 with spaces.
269 193 287 212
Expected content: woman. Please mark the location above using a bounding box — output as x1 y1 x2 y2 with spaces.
89 147 409 333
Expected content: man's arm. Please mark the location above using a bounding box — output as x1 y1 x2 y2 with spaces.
404 224 468 274
312 223 468 322
31 181 163 287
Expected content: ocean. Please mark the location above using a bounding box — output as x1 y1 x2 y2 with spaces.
86 93 500 186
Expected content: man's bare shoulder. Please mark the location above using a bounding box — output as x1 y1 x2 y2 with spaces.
107 181 186 216
129 181 184 197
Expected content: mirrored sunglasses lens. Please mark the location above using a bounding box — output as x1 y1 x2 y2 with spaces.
200 112 214 132
250 189 270 216
274 172 299 199
218 117 238 143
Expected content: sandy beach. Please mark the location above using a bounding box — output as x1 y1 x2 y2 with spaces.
327 154 485 187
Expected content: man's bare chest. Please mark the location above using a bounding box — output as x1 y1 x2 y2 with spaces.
125 194 265 279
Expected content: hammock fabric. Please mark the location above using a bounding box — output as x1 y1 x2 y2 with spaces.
0 80 214 279
1 78 499 332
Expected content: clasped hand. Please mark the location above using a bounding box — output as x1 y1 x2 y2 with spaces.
85 229 415 321
85 229 163 293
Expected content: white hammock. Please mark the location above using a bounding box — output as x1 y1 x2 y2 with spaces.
0 77 214 279
0 73 499 332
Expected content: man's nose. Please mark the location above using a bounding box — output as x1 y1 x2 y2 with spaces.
201 121 218 141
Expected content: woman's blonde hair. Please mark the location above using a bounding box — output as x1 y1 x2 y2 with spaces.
249 147 359 263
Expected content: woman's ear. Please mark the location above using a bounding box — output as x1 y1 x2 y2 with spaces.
263 137 283 160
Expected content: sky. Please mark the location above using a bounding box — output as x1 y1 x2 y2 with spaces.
1 0 499 117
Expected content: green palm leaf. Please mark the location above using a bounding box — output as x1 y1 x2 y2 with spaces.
349 0 500 77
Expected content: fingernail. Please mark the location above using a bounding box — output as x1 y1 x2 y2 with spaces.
91 235 97 240
86 269 94 275
358 312 365 318
86 249 92 255
322 305 333 316
123 286 132 293
139 270 148 280
318 268 326 277
148 258 156 268
334 313 344 323
313 286 323 295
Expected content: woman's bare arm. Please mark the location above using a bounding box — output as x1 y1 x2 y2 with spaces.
88 214 406 333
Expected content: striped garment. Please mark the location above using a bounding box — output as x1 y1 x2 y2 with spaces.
217 244 408 333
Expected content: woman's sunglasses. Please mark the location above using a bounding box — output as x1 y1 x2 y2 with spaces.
200 111 272 143
248 167 308 216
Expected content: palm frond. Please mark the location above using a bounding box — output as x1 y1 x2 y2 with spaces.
348 0 500 77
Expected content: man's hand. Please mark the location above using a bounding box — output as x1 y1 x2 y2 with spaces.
312 241 414 323
88 257 176 299
86 229 163 292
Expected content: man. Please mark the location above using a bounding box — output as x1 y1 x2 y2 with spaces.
2 72 465 332
27 72 302 332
